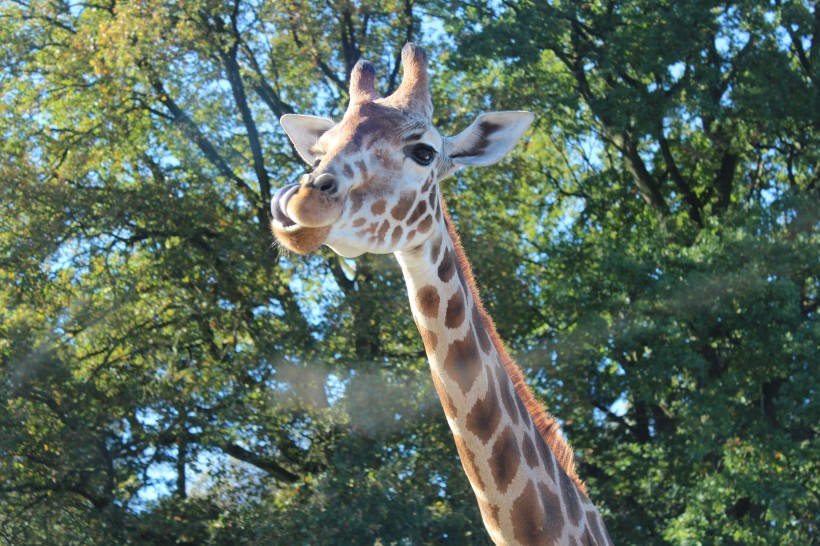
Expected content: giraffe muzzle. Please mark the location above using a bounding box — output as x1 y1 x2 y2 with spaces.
272 176 342 230
304 172 338 195
270 181 334 254
271 182 300 229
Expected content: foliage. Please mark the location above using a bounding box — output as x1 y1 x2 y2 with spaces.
0 0 817 545
438 1 818 544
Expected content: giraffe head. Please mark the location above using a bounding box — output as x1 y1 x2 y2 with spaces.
271 43 533 257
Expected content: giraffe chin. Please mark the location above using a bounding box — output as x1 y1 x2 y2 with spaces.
271 224 332 254
270 183 338 254
324 240 366 259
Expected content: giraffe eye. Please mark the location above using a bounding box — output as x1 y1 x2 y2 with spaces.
407 144 437 166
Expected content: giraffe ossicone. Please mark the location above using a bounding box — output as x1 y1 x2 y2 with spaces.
271 43 613 546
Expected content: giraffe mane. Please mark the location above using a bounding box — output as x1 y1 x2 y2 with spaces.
441 198 589 496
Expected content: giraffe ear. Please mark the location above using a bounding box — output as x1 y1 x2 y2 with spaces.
280 114 336 165
445 111 534 168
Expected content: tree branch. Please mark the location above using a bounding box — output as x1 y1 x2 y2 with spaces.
145 72 256 206
657 130 703 226
613 133 669 215
214 12 273 204
218 442 300 483
239 41 294 118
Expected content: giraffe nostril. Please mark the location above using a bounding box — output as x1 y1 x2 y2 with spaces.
309 173 338 195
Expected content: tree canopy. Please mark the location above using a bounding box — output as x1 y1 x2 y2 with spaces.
1 1 817 544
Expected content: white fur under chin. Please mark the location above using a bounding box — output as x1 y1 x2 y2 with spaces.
325 242 365 258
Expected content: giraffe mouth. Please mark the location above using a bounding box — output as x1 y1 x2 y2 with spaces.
271 182 301 229
270 182 336 254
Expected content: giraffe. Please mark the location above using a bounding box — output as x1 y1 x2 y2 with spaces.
270 43 614 546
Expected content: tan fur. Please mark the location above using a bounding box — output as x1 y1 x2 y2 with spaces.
271 225 331 254
287 187 344 228
441 199 588 496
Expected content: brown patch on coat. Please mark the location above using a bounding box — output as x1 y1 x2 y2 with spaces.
430 369 455 417
371 200 386 215
418 215 433 233
465 371 501 444
421 174 433 193
539 481 567 544
489 426 520 494
561 469 583 527
408 200 427 224
443 329 482 395
495 366 519 426
349 191 365 214
476 498 501 532
429 236 442 263
377 219 390 241
535 432 558 483
391 225 403 246
453 434 484 490
512 481 561 546
586 510 611 546
355 159 369 182
437 247 456 283
391 191 416 220
472 305 492 353
352 217 366 228
374 148 400 170
415 285 440 318
444 290 466 329
355 222 378 238
521 434 539 469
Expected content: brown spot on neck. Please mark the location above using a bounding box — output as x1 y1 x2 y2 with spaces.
415 285 440 319
465 370 501 444
488 426 520 494
512 481 563 546
437 247 456 282
429 235 442 263
430 369 455 417
495 366 519 426
418 215 433 233
521 434 539 468
476 498 501 533
472 305 492 353
443 329 482 395
586 510 612 546
453 434 484 490
444 290 466 329
560 468 584 527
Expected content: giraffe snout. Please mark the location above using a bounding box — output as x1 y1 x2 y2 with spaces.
303 172 338 195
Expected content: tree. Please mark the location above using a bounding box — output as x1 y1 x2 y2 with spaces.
437 0 818 543
1 0 816 544
0 1 482 544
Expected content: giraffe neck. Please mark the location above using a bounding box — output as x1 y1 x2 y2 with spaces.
394 203 613 546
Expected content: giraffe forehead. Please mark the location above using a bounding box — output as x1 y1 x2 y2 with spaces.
324 102 434 151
